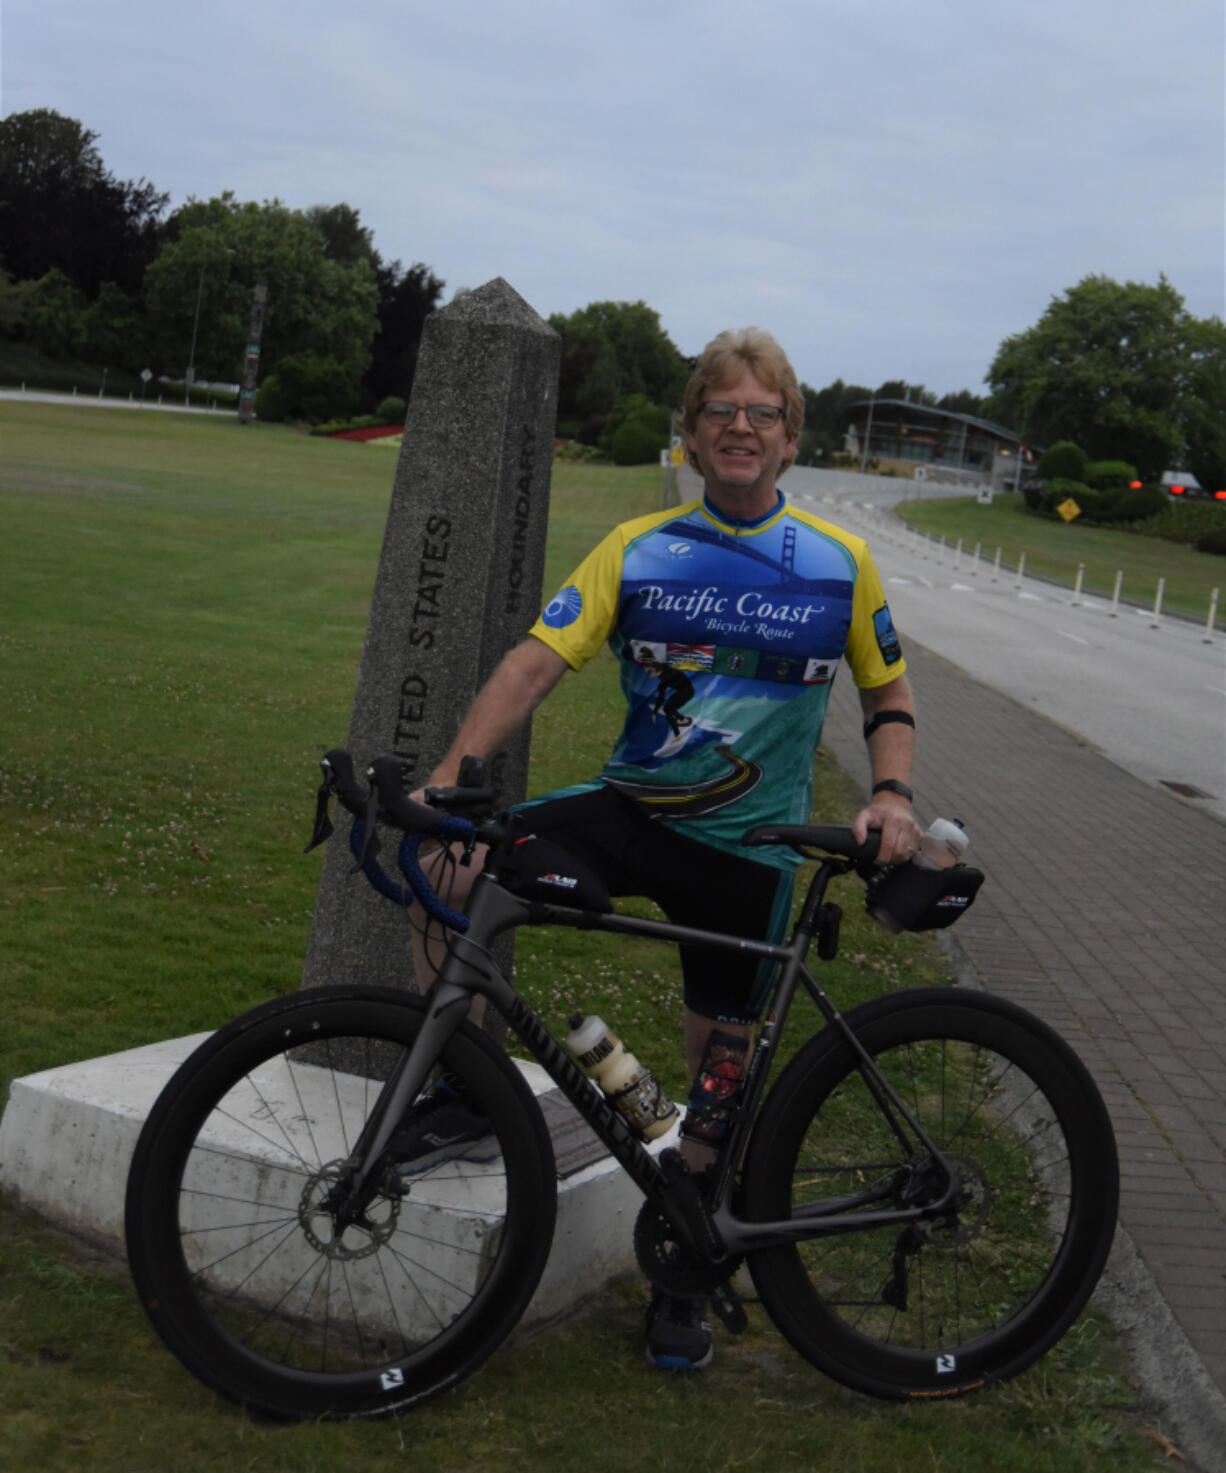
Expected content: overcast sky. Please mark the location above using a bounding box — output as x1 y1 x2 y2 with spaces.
4 0 1223 395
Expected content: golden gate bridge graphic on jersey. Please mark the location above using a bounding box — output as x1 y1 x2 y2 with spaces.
657 517 841 599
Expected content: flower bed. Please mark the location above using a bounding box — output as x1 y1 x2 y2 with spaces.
331 425 404 442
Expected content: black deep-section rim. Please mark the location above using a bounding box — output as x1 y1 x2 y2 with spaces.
124 987 557 1420
742 988 1119 1400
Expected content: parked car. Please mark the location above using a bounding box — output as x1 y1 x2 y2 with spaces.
1160 470 1207 500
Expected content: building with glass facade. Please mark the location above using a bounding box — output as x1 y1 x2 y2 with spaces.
846 400 1033 485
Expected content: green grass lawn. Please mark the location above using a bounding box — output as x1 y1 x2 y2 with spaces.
0 402 1168 1470
894 491 1224 627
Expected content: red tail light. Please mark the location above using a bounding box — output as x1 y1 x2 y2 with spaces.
1215 490 1226 501
1170 485 1185 495
1130 480 1143 489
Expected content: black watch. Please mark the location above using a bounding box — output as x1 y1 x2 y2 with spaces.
871 779 913 803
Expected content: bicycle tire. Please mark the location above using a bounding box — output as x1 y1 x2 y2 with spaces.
741 987 1119 1400
124 986 557 1420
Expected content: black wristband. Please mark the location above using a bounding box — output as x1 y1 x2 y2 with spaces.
871 779 913 802
863 709 916 741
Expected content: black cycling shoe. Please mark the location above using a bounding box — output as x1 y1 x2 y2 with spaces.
645 1291 714 1371
386 1081 497 1187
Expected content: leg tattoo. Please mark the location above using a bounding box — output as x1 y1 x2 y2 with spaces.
680 1029 748 1147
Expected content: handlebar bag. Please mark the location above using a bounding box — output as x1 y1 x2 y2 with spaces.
864 862 985 932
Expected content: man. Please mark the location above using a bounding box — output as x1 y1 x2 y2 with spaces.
401 327 923 1371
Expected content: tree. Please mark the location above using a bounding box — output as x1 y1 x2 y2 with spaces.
937 389 990 418
25 268 87 357
0 265 32 337
304 202 375 267
304 203 443 409
143 195 378 407
0 108 167 298
83 281 147 367
363 259 445 410
549 300 689 438
987 274 1225 480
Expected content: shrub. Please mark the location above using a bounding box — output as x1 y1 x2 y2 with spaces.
599 394 672 465
610 418 666 466
309 414 382 437
1127 502 1226 544
1037 440 1088 482
553 441 606 464
254 375 287 422
1085 459 1138 490
1195 527 1226 555
1064 485 1101 519
1112 485 1168 524
275 352 360 423
376 395 407 425
1035 478 1090 517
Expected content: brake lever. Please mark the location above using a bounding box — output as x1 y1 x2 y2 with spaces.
353 782 382 873
303 777 335 854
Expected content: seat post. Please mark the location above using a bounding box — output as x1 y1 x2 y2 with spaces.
794 858 842 939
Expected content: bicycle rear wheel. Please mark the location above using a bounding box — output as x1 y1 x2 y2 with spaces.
124 987 556 1420
742 988 1118 1399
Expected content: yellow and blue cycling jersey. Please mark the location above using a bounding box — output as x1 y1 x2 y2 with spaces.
528 493 907 870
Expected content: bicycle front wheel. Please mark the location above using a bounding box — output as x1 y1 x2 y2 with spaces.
124 987 557 1420
742 988 1118 1400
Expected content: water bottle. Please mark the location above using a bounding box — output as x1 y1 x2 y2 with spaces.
913 817 969 870
566 1014 678 1141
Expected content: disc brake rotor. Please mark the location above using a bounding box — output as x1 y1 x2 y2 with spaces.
299 1160 400 1261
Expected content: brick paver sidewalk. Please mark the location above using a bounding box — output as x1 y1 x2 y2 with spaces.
823 640 1226 1454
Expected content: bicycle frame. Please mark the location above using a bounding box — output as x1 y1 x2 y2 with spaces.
342 853 964 1263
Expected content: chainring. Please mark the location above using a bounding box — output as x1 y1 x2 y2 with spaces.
633 1200 742 1297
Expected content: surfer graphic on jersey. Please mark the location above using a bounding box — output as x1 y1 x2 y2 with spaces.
641 658 694 737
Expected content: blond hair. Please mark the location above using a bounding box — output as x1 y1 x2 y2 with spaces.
682 328 804 475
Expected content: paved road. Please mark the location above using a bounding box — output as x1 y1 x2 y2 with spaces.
0 387 232 416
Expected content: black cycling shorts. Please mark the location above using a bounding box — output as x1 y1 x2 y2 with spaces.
512 783 794 1024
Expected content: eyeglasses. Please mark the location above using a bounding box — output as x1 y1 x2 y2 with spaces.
700 401 786 429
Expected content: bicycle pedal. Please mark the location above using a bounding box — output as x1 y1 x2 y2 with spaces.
709 1280 747 1335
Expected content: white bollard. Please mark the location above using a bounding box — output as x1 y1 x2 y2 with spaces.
991 546 1002 582
953 538 963 569
1071 563 1085 607
1109 570 1123 617
1015 552 1026 589
971 541 981 575
1150 577 1165 628
1206 588 1219 644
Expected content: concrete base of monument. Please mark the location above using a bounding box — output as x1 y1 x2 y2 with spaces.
0 1035 679 1331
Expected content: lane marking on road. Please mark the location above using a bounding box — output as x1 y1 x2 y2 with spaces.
1019 592 1044 602
951 583 975 593
1057 630 1090 645
1206 685 1226 697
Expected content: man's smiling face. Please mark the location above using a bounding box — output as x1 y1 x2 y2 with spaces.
685 368 798 520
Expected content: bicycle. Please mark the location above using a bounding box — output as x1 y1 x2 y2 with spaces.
124 750 1120 1421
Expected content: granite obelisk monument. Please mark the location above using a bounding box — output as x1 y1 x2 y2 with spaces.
301 278 560 1003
